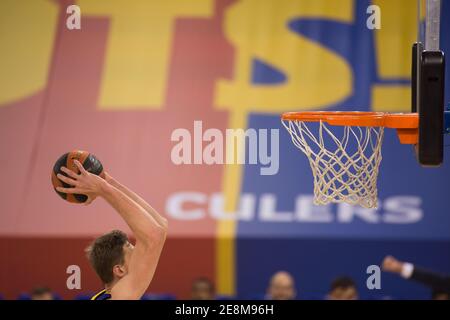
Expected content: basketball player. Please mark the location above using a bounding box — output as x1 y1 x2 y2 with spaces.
56 160 168 300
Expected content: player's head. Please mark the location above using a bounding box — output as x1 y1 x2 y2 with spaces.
191 277 215 300
328 276 358 300
85 230 134 286
267 271 296 300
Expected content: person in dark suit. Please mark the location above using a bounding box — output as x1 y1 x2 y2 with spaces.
382 255 450 300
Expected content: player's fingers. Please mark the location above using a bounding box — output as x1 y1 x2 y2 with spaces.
55 186 83 194
74 160 87 175
60 166 79 179
57 173 79 186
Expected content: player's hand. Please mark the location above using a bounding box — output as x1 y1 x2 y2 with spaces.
56 160 107 205
382 255 403 274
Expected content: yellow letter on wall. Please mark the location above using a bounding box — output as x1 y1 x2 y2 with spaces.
0 0 58 106
79 0 213 109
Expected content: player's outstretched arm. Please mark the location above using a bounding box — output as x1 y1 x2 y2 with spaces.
101 182 167 300
56 160 168 300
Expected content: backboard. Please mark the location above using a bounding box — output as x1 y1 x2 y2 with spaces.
412 0 446 166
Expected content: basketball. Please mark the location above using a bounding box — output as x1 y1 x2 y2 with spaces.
51 150 105 203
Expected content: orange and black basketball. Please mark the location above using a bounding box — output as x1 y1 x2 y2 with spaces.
51 150 105 203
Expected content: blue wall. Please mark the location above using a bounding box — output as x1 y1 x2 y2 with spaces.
236 0 450 299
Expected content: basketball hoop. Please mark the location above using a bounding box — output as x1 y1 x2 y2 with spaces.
281 112 418 208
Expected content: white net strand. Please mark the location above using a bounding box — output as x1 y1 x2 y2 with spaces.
282 119 384 208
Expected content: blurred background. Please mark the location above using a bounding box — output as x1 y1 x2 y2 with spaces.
1 0 450 300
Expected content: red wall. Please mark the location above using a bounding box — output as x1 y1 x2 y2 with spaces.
0 0 233 299
0 237 215 300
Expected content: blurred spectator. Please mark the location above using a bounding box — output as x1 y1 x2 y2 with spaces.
191 277 215 300
382 255 450 300
30 287 54 300
432 288 450 300
327 276 358 300
266 271 296 300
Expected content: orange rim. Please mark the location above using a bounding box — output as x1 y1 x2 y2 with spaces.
281 111 419 144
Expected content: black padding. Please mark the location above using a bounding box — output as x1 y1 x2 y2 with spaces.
418 50 445 166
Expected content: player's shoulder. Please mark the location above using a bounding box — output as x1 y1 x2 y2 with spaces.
91 289 112 300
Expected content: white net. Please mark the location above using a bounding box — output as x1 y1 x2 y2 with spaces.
282 120 384 208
